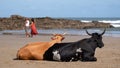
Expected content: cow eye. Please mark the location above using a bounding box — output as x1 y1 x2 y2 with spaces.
55 37 58 39
57 37 59 39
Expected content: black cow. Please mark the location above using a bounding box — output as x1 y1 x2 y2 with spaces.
43 29 106 62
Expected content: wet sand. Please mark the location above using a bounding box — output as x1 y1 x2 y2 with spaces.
0 35 120 68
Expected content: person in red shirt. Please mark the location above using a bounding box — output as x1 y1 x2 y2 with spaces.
30 18 38 37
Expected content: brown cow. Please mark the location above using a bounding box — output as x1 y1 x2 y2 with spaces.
17 34 65 60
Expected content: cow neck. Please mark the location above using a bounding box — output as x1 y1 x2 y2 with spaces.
49 39 61 47
90 38 98 51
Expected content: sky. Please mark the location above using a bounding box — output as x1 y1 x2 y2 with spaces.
0 0 120 17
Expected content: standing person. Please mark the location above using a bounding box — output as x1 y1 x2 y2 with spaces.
24 18 31 37
30 18 38 37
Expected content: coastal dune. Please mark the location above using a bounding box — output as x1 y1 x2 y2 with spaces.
0 34 120 68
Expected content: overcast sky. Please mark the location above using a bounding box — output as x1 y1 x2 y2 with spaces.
0 0 120 17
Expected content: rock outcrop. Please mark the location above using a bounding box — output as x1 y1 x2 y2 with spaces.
0 15 113 30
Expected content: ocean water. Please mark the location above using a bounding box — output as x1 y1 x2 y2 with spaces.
64 17 120 27
64 17 120 21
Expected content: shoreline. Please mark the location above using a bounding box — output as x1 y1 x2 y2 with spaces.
0 28 120 37
1 33 120 38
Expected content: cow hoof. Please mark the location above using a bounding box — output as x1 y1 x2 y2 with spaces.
92 57 97 61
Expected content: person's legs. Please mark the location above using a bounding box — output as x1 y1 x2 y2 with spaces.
25 27 31 37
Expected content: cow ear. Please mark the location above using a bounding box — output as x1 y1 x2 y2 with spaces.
51 37 55 40
62 37 65 41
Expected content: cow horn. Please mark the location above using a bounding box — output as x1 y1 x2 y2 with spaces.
101 28 106 35
63 32 67 35
86 29 92 36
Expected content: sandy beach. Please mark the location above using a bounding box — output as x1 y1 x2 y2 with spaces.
0 34 120 68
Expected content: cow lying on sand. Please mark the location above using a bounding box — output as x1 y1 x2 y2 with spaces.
43 29 106 62
17 34 65 60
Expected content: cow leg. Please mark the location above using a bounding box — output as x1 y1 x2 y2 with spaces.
17 48 32 60
31 52 43 60
81 51 97 61
82 56 97 61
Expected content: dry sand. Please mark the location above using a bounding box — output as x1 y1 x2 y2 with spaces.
0 34 120 68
